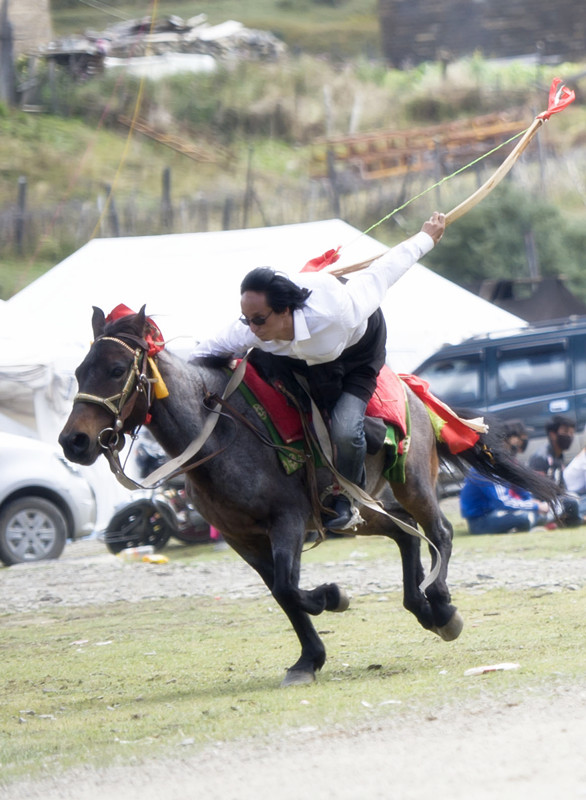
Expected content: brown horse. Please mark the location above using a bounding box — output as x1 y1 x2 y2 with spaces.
59 306 560 686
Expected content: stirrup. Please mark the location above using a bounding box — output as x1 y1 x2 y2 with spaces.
320 485 365 532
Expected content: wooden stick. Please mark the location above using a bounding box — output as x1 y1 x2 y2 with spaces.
327 78 576 278
445 117 544 226
328 255 385 277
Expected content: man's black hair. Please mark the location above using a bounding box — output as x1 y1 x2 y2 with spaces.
240 267 311 313
546 415 575 434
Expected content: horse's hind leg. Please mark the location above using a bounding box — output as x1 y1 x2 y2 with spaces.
390 478 463 640
364 493 440 632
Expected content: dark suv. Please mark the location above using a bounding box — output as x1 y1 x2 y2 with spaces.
413 317 586 444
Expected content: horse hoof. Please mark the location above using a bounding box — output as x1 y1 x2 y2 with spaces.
332 586 350 613
432 609 464 641
281 669 316 688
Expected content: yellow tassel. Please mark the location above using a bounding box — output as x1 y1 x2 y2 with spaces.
147 357 169 399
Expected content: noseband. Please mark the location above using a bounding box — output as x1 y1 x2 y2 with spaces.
73 334 154 448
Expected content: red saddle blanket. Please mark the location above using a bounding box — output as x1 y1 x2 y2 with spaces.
241 362 480 455
242 362 407 444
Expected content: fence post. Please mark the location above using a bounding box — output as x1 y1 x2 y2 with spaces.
104 184 120 237
197 193 209 231
161 166 173 231
222 196 234 230
15 175 26 255
433 138 443 206
327 148 341 217
242 147 254 228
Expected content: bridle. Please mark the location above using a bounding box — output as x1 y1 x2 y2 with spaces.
72 330 252 491
73 334 154 453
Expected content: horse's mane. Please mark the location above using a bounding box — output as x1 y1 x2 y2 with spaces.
101 312 234 371
189 354 234 369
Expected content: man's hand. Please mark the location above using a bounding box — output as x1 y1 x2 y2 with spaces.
422 211 446 244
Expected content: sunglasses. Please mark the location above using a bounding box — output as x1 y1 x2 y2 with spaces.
239 310 274 327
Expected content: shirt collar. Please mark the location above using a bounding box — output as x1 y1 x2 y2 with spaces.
292 308 311 342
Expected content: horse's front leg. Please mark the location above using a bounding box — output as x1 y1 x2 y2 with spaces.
227 514 348 686
270 515 350 686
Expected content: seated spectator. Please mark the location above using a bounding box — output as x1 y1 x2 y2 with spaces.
460 420 550 535
528 415 582 527
563 444 586 518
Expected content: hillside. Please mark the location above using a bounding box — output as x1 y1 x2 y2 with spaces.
0 26 585 301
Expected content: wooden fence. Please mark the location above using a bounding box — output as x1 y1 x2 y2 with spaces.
0 108 548 275
310 111 528 182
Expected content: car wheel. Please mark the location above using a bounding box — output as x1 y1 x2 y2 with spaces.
0 497 68 566
104 499 174 554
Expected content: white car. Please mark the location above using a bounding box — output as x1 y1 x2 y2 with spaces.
0 432 97 566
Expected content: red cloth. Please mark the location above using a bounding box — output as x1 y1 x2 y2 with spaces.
241 365 480 454
300 247 341 273
241 361 407 444
242 362 304 443
399 373 480 453
105 304 165 357
365 364 408 436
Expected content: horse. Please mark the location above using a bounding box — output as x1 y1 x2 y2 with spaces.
59 306 561 686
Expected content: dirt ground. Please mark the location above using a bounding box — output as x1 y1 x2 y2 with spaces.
2 529 586 800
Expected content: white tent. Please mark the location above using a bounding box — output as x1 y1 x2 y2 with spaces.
0 218 525 525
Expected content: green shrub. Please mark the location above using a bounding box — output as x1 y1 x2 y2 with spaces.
425 182 586 302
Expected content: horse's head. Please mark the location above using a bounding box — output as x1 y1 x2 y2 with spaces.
59 305 159 466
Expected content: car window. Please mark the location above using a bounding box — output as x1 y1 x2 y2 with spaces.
416 355 482 406
496 343 569 398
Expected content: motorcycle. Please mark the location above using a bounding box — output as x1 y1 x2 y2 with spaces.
103 439 211 554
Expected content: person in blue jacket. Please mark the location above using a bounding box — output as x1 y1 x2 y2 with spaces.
459 420 549 534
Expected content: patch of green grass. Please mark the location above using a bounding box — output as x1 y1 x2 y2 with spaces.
0 257 55 299
1 555 584 785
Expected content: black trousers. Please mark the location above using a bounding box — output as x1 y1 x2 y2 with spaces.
249 308 387 415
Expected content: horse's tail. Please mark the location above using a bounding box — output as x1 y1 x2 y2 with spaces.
438 415 562 505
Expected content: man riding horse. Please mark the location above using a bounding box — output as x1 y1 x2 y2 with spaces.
190 212 446 532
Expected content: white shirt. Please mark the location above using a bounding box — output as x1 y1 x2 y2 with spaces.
190 231 434 366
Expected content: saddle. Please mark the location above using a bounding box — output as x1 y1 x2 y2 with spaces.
235 360 410 482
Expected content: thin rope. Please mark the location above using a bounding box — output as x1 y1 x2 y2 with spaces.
89 0 160 242
358 126 529 240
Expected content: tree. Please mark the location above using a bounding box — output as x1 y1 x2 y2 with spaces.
0 0 16 106
424 182 586 301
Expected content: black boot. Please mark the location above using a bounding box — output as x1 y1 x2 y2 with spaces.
324 495 353 532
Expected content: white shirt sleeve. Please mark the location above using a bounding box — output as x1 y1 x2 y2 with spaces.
342 230 434 323
189 319 255 360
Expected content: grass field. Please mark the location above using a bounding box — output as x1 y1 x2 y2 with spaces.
1 525 585 785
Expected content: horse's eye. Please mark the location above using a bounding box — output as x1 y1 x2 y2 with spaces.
110 365 126 380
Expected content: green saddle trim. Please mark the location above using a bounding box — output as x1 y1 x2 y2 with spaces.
382 389 411 484
233 374 316 475
233 370 410 481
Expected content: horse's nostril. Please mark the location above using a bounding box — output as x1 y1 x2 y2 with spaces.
60 431 90 458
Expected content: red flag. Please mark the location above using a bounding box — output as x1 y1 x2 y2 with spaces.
300 246 341 273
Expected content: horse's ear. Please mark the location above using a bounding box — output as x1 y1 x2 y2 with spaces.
136 305 147 332
92 307 106 338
